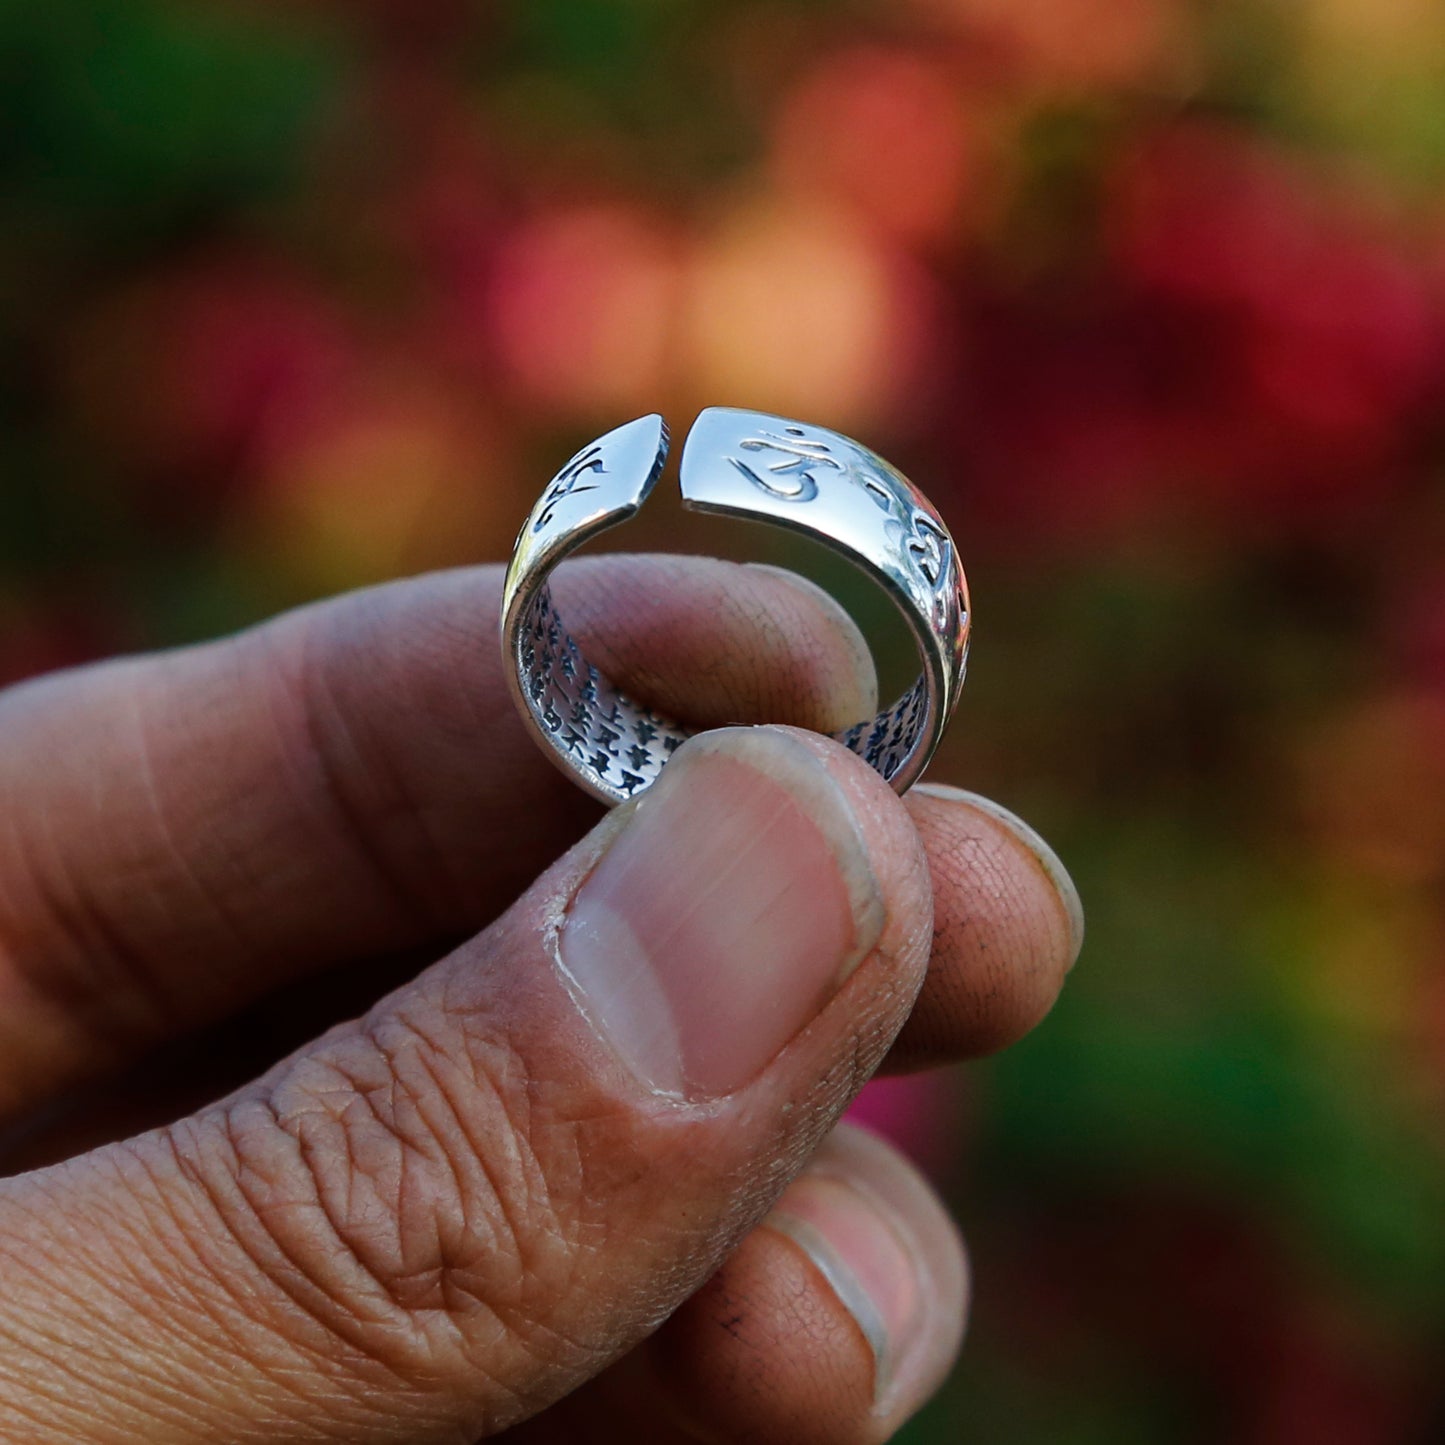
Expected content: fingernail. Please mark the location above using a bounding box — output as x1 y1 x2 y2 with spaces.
764 1127 962 1413
914 784 1085 967
558 727 885 1098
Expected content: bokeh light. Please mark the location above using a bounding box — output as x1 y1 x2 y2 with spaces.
4 1 1445 1440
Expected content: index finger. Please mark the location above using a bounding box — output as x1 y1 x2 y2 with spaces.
0 555 878 1120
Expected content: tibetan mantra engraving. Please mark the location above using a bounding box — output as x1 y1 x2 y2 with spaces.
501 408 970 807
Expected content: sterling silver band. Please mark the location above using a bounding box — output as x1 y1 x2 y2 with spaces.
500 408 970 807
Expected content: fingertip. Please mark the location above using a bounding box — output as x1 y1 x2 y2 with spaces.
551 554 880 734
647 1122 968 1445
766 1123 969 1423
894 782 1082 1063
914 784 1084 966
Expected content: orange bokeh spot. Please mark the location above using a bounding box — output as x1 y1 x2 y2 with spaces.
913 0 1188 93
1297 691 1445 888
770 46 987 247
1305 0 1445 66
248 371 520 591
681 195 940 430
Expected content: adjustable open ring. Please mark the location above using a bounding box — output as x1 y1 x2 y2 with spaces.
500 408 971 807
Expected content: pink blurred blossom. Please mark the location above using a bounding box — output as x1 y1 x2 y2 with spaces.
845 1072 972 1179
485 205 681 417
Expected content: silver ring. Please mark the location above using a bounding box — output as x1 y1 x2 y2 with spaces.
500 408 970 807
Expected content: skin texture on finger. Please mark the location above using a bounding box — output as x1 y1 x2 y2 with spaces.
0 556 878 1121
553 556 878 734
0 779 1084 1175
502 1124 968 1445
0 728 933 1444
884 783 1084 1068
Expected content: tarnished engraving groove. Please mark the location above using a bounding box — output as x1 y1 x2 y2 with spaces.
724 426 961 608
517 588 689 799
534 443 606 530
504 408 966 807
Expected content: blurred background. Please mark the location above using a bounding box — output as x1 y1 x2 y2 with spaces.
3 0 1445 1438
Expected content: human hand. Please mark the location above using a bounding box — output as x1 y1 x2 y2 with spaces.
0 555 1082 1443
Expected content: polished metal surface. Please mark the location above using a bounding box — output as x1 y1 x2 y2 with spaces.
501 408 970 807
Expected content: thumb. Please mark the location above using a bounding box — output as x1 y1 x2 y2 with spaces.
0 726 934 1444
